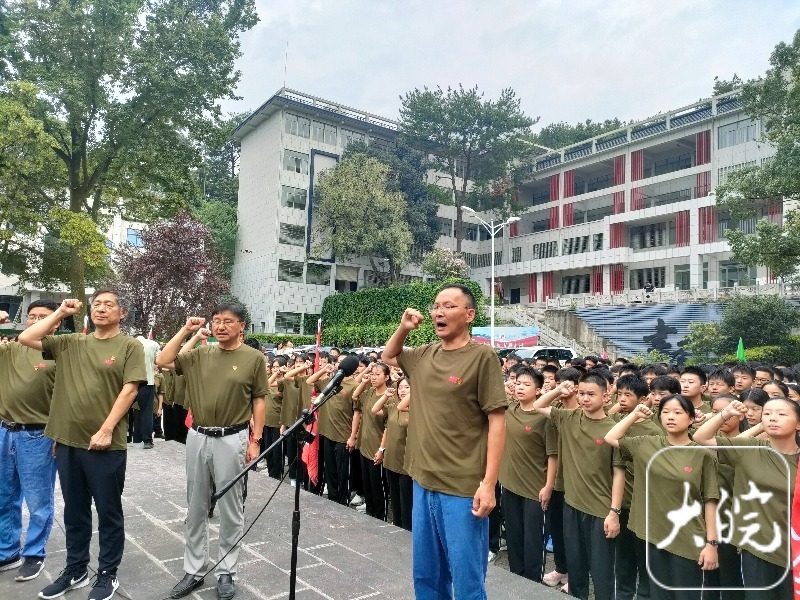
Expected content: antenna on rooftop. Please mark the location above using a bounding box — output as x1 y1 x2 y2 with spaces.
283 40 289 90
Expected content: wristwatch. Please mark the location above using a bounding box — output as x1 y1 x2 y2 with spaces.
609 507 621 515
706 539 719 547
378 447 386 454
251 437 262 445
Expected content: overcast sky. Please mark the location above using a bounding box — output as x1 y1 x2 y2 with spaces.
222 1 800 131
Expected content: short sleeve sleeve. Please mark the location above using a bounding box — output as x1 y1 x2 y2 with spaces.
617 435 646 462
41 333 78 361
713 436 762 466
612 446 626 468
173 348 200 376
545 420 559 456
252 355 269 398
549 407 565 430
477 347 509 414
701 450 720 502
396 344 428 377
123 339 147 386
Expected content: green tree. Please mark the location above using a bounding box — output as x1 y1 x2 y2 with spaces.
421 248 469 281
398 85 537 252
342 140 440 258
716 30 800 277
712 74 743 96
534 118 624 151
191 199 237 279
312 153 413 285
196 112 248 206
682 321 722 363
716 295 800 352
3 0 257 322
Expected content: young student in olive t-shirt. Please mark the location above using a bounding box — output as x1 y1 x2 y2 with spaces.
606 397 720 600
19 292 146 600
680 367 712 423
0 300 59 582
534 372 625 600
157 307 267 600
383 284 507 600
498 367 553 582
609 375 662 600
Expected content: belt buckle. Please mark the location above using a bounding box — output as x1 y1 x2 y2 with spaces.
3 421 20 432
207 426 224 437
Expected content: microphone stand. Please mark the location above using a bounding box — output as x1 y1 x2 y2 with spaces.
212 381 343 600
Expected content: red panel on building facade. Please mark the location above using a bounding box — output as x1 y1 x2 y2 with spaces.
676 210 690 247
592 266 604 294
542 272 554 300
563 170 575 199
550 174 560 202
631 150 644 182
613 155 626 186
509 222 519 237
611 264 624 294
549 205 560 229
610 222 624 249
698 206 717 244
768 200 783 225
631 187 645 211
696 171 710 197
563 203 574 227
696 130 711 165
613 191 625 214
528 273 538 303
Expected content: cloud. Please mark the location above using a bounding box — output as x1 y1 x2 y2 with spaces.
223 0 800 131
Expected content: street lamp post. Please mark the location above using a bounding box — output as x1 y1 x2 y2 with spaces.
461 206 520 348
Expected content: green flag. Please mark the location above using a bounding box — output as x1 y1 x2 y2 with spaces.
736 337 746 362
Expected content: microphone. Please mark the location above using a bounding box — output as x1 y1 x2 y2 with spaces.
313 355 360 405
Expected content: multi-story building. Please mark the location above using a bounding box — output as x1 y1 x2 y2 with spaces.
233 88 779 334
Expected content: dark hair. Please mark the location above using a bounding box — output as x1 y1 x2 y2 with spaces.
590 367 614 386
243 337 261 350
681 365 707 385
763 397 800 426
580 371 609 391
271 355 288 367
318 351 329 361
755 365 775 379
556 367 582 385
740 388 769 407
658 394 696 420
506 353 520 363
585 355 601 363
712 393 739 407
708 368 735 388
651 375 681 395
437 283 476 309
515 367 544 389
570 358 587 369
27 299 60 314
787 383 800 400
616 375 650 399
211 302 248 323
508 363 527 377
372 362 391 379
640 364 668 377
666 364 682 376
615 357 630 365
619 364 640 377
359 356 374 367
541 364 559 376
731 364 756 378
762 380 789 398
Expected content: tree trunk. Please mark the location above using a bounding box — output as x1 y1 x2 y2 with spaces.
68 244 88 329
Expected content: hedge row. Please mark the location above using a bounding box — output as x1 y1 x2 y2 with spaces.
246 333 316 347
321 323 445 348
718 335 800 364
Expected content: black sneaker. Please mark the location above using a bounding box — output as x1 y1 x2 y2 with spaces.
143 441 154 449
38 568 89 599
16 557 45 581
0 553 22 572
87 571 118 600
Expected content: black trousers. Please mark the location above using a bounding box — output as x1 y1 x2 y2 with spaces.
704 542 744 600
648 543 703 600
741 550 791 600
489 482 503 553
616 509 650 600
502 487 545 582
262 426 283 480
323 437 350 504
133 385 154 443
163 404 188 444
386 469 413 530
563 503 615 600
359 455 386 520
56 445 126 575
350 450 364 497
547 490 569 574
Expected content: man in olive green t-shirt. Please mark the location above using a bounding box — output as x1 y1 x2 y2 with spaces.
157 305 267 600
0 299 60 582
19 291 146 600
383 283 507 600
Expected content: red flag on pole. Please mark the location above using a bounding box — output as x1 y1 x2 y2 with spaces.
82 315 88 335
148 326 154 340
302 319 323 486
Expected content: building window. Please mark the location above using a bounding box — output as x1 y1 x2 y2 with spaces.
277 259 304 283
563 235 589 255
562 275 591 295
630 222 670 250
531 241 558 260
285 113 311 138
630 267 666 290
717 119 758 149
306 263 331 286
284 150 310 175
674 264 690 290
312 121 337 145
369 136 394 153
512 247 522 263
717 160 757 185
341 128 365 149
279 223 306 247
281 186 307 210
593 233 604 251
275 312 302 334
126 228 143 247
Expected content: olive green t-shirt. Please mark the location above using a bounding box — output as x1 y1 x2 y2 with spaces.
0 342 55 424
264 384 282 428
549 407 618 519
42 332 146 450
714 437 796 567
355 386 387 460
173 345 268 427
618 436 719 563
383 401 409 475
315 378 357 443
615 415 664 509
296 374 312 419
397 341 508 498
165 369 186 407
499 403 552 500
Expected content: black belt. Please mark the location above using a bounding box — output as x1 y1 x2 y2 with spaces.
1 421 46 432
191 422 249 437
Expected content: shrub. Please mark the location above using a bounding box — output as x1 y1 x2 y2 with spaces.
245 333 316 347
421 248 470 280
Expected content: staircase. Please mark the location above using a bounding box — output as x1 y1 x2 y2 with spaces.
494 306 594 357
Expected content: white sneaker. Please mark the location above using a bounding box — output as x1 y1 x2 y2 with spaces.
322 484 328 495
543 570 568 587
349 493 365 506
355 504 367 512
290 479 297 488
487 551 497 564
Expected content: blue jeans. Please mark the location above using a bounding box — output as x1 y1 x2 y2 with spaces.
0 426 57 560
412 482 488 600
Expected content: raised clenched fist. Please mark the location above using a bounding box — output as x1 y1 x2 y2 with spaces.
401 308 424 331
184 317 205 333
59 299 83 316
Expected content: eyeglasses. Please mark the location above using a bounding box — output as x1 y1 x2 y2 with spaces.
428 304 465 313
211 319 241 326
26 314 51 321
754 377 770 383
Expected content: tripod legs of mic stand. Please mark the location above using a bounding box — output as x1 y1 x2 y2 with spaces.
289 434 302 600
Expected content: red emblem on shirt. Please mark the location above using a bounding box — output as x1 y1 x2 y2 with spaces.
33 362 46 371
683 466 693 473
524 426 532 431
448 376 462 385
595 438 604 445
104 355 116 365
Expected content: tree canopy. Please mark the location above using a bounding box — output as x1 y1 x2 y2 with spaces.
1 0 257 322
312 153 413 285
399 85 537 251
533 118 624 151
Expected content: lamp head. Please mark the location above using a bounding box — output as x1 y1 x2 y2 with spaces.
461 206 476 213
